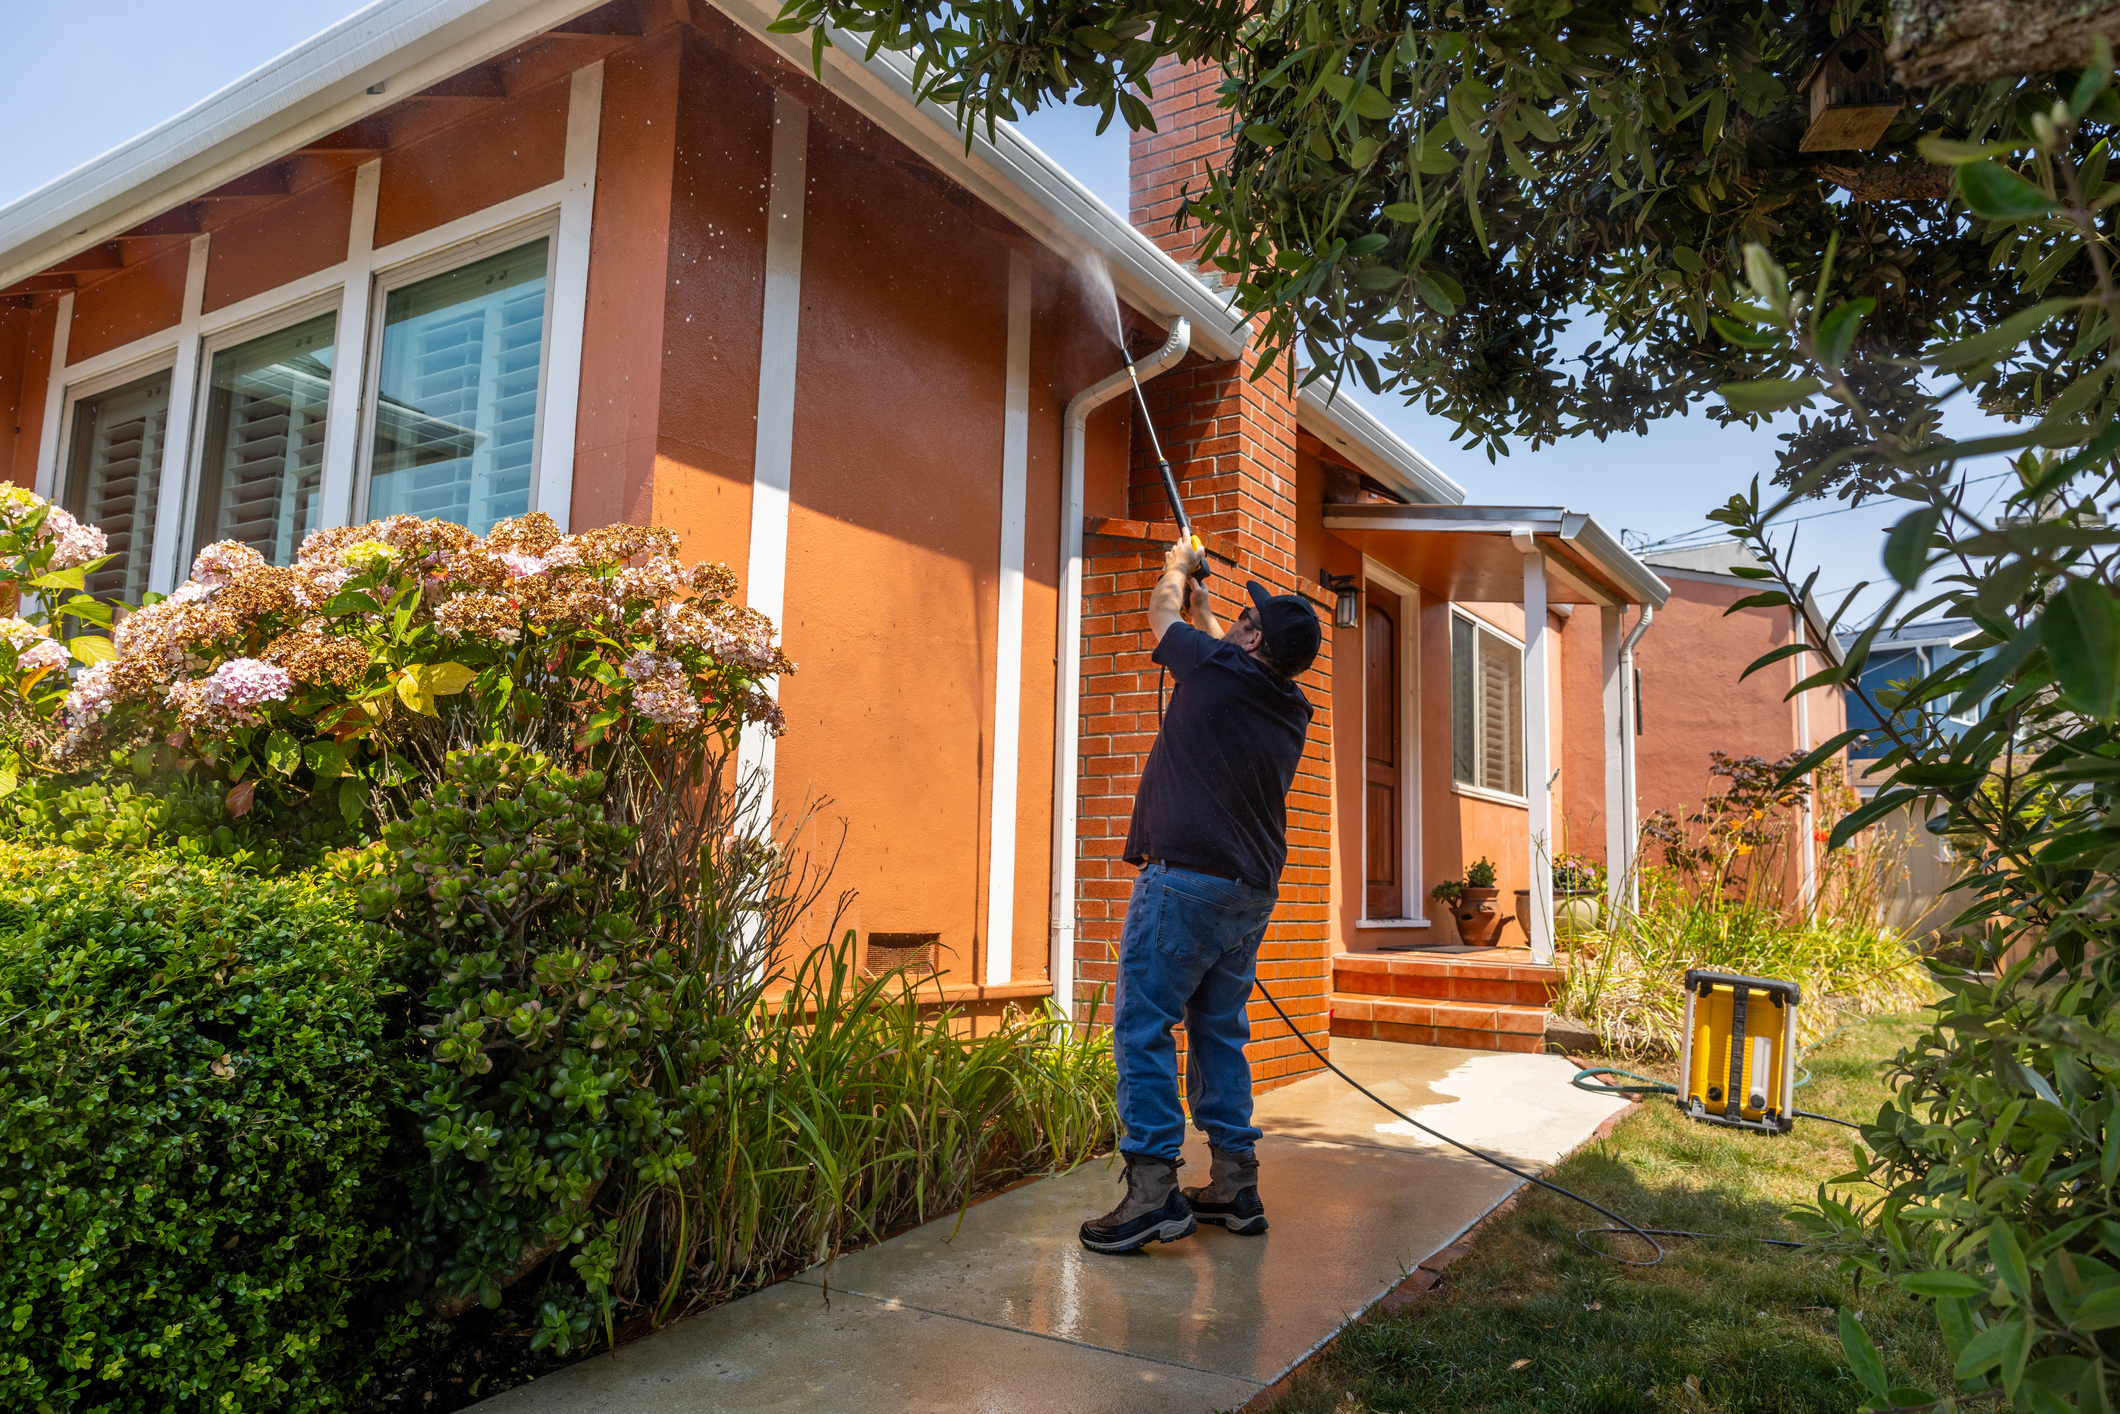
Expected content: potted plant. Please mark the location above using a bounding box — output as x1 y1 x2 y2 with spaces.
1454 857 1503 946
1553 853 1607 936
1429 877 1464 944
1514 854 1608 941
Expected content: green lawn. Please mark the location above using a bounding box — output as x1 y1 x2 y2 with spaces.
1262 1013 1954 1414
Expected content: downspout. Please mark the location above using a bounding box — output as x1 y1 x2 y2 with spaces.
1618 603 1654 911
1050 317 1191 1022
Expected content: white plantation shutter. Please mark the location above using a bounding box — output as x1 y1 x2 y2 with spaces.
1450 615 1526 798
194 314 334 566
63 370 170 603
367 238 550 533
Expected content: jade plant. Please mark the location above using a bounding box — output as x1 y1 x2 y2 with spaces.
1464 857 1498 890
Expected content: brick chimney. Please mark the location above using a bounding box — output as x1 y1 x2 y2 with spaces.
1066 58 1334 1096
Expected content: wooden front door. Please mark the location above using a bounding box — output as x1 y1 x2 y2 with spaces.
1365 587 1400 918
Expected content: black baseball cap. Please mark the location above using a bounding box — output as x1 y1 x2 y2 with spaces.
1245 579 1321 677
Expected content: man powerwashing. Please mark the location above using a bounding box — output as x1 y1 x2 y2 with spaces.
1078 537 1320 1255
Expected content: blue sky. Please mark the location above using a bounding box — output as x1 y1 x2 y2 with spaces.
0 3 2003 627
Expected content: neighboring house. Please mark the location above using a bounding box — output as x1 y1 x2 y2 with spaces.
1632 542 1848 901
1839 616 1990 939
1842 617 1986 761
0 2 1819 1085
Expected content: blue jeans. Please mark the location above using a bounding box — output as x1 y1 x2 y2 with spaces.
1114 863 1279 1161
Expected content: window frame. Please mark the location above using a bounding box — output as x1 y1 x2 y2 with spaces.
1448 607 1529 807
53 351 182 604
32 62 603 597
351 213 562 534
177 292 344 574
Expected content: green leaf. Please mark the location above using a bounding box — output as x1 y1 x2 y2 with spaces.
1990 1221 2032 1303
1829 788 1919 851
27 567 84 592
2040 578 2120 719
1838 1308 1890 1397
66 635 114 665
1953 1316 2028 1381
265 731 301 778
1244 124 1287 146
1720 377 1821 415
339 777 365 827
2074 1285 2120 1330
1902 1271 1988 1298
1959 161 2061 220
1884 508 1943 589
1918 135 2035 165
1380 202 1420 222
304 741 349 781
1931 298 2078 373
1816 298 1875 367
1711 315 1780 351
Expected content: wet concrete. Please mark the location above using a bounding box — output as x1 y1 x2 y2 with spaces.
475 1041 1629 1414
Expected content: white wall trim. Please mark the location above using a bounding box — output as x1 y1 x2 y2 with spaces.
736 91 810 803
535 61 603 534
1601 604 1626 908
31 293 72 500
1519 543 1554 964
316 159 382 534
1361 556 1423 924
984 250 1032 987
146 236 212 594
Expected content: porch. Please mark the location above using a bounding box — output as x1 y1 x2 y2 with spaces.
1323 502 1671 963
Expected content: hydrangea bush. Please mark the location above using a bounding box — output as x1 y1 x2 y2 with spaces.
0 486 113 779
60 512 790 835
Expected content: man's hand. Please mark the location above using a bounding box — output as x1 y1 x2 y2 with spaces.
1150 537 1220 643
1164 538 1204 580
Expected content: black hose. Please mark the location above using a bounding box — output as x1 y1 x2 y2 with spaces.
1249 980 1669 1266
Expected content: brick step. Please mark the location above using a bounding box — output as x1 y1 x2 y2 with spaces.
1333 948 1559 1008
1328 991 1548 1055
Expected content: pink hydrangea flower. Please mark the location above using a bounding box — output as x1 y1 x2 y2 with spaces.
497 551 549 579
18 639 69 674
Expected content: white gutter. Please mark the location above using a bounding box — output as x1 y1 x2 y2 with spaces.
1050 316 1190 1021
1294 383 1465 506
1618 603 1653 911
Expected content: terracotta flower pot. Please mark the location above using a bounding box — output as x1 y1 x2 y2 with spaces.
1453 887 1502 946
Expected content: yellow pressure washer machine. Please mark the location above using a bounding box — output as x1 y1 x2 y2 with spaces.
1676 969 1801 1135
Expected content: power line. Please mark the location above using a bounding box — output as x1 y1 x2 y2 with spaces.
1630 470 2017 555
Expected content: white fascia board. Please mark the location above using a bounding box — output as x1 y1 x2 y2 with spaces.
0 0 609 291
1294 381 1465 505
709 0 1249 359
1568 514 1669 609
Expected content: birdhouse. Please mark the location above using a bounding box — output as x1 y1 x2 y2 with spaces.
1799 25 1902 153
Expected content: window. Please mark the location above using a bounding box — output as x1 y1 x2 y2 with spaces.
365 238 552 533
1451 614 1523 798
191 313 335 566
63 368 171 603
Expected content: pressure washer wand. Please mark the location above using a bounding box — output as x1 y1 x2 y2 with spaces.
1122 346 1209 583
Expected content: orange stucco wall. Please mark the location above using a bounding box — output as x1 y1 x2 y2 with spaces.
372 75 570 249
0 301 49 489
203 166 360 314
66 240 189 368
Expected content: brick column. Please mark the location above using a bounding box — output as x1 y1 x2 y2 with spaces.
1070 60 1331 1094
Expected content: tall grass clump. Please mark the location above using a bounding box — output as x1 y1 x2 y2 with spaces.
1557 756 1932 1056
611 951 1116 1319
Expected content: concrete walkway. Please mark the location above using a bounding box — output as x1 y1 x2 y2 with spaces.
476 1040 1629 1414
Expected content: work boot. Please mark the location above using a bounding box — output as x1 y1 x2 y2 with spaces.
1182 1146 1268 1235
1078 1153 1197 1254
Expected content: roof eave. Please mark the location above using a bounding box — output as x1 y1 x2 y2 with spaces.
0 0 614 291
1294 382 1464 505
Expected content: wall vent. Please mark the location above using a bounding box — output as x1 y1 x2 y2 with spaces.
863 932 939 979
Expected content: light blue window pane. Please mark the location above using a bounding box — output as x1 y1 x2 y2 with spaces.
367 239 548 533
195 313 334 566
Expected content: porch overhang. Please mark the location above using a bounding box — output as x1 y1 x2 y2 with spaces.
1322 503 1670 609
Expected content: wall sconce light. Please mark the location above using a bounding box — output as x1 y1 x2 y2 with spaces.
1320 571 1360 629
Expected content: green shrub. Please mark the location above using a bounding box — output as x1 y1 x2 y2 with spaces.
0 847 407 1412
